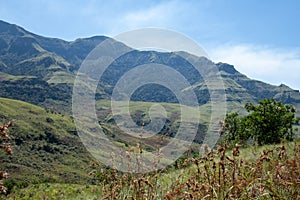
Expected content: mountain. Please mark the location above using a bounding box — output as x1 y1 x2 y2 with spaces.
0 20 107 70
0 20 299 115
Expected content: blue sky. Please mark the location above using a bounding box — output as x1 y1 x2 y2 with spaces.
0 0 299 89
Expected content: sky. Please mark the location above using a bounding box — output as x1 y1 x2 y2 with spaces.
0 0 299 89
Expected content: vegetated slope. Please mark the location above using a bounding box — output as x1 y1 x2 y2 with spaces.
0 72 73 113
0 20 299 114
96 100 209 150
0 98 207 188
0 98 94 185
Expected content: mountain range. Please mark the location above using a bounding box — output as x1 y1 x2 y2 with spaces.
0 19 299 113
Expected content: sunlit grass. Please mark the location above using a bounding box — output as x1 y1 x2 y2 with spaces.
6 139 300 199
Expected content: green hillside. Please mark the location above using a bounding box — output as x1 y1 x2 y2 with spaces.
0 97 215 189
0 98 94 186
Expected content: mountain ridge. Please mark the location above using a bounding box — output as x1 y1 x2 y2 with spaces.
0 19 299 113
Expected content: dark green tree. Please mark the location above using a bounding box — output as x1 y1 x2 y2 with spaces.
245 98 298 145
222 112 240 141
221 98 299 145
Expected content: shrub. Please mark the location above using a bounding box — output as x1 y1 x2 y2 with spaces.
221 98 299 145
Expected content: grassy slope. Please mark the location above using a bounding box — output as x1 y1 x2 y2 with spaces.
0 72 36 82
0 98 213 182
0 98 212 187
0 98 94 186
96 100 213 149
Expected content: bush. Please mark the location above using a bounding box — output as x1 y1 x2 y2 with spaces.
221 98 299 145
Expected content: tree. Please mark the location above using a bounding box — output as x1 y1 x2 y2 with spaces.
245 98 298 145
221 99 299 145
220 112 250 145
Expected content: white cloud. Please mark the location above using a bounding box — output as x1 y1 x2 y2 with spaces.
120 1 182 30
65 0 187 37
209 44 300 90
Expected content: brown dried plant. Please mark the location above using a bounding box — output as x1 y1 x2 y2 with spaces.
0 121 13 195
88 140 300 199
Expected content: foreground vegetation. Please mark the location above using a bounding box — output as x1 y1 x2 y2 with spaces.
5 140 300 199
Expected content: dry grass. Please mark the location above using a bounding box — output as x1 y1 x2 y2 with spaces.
87 141 300 200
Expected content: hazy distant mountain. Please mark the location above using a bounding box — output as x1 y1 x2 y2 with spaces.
0 20 299 113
